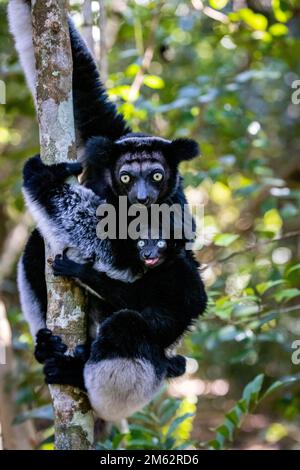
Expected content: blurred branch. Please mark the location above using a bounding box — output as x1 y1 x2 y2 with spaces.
237 154 300 232
0 301 37 449
0 213 31 289
82 0 94 54
128 6 162 102
99 0 108 83
200 230 300 271
218 230 300 264
192 0 229 24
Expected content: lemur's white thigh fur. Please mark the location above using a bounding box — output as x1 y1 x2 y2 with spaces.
8 0 36 100
17 257 46 337
84 359 163 422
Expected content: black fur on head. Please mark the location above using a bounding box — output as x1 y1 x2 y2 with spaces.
168 138 200 165
114 134 200 167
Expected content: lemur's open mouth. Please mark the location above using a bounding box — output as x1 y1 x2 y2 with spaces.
144 258 160 267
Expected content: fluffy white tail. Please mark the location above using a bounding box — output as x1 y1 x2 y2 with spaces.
7 0 36 100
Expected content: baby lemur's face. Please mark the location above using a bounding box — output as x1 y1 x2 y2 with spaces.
137 238 168 268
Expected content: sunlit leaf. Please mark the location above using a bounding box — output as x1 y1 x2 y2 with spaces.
275 288 300 302
209 0 229 10
269 23 289 36
143 75 165 89
214 233 239 246
239 9 268 31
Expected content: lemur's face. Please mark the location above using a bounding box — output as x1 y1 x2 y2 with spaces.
113 151 171 207
83 135 200 205
136 238 168 268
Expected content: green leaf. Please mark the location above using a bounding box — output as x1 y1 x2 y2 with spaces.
209 0 229 9
166 413 194 438
239 8 268 31
263 376 298 399
242 374 264 406
275 288 300 302
232 303 260 317
112 433 128 449
269 23 288 36
214 233 239 247
160 401 181 426
286 264 300 277
256 280 286 295
143 75 165 89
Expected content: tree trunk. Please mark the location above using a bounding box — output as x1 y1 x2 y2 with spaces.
31 0 94 450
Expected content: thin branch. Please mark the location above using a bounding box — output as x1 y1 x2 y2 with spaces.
128 7 161 102
191 0 229 24
218 230 300 263
199 230 300 271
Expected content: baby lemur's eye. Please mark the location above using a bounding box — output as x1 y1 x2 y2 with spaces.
120 173 131 184
152 172 164 182
157 240 166 248
137 240 145 248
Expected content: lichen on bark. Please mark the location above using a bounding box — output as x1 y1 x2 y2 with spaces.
31 0 94 450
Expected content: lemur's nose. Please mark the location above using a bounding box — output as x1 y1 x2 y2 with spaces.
137 196 149 205
143 251 152 259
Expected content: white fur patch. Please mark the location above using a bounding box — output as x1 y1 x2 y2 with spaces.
17 257 46 338
23 191 67 254
84 358 163 421
23 182 141 283
116 136 171 145
93 260 141 283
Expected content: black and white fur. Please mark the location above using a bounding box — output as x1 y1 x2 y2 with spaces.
9 0 205 421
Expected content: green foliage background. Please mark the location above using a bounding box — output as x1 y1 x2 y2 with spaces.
0 0 300 449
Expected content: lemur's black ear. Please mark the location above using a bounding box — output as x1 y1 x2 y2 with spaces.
170 138 200 163
84 136 116 168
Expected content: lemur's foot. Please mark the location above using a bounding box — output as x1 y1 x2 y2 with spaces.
44 344 88 391
34 328 67 364
166 355 186 379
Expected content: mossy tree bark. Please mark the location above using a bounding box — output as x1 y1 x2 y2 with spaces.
31 0 94 450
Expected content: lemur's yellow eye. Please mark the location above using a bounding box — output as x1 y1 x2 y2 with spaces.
137 240 145 248
152 172 163 182
120 173 131 184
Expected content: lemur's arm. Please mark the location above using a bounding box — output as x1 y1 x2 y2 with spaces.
22 155 103 257
52 253 207 348
52 253 129 309
52 254 177 344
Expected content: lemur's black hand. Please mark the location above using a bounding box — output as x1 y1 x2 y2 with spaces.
34 328 67 364
44 344 89 391
52 252 84 278
23 155 83 187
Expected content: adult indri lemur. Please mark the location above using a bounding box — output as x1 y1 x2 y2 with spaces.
8 0 207 421
22 155 207 419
